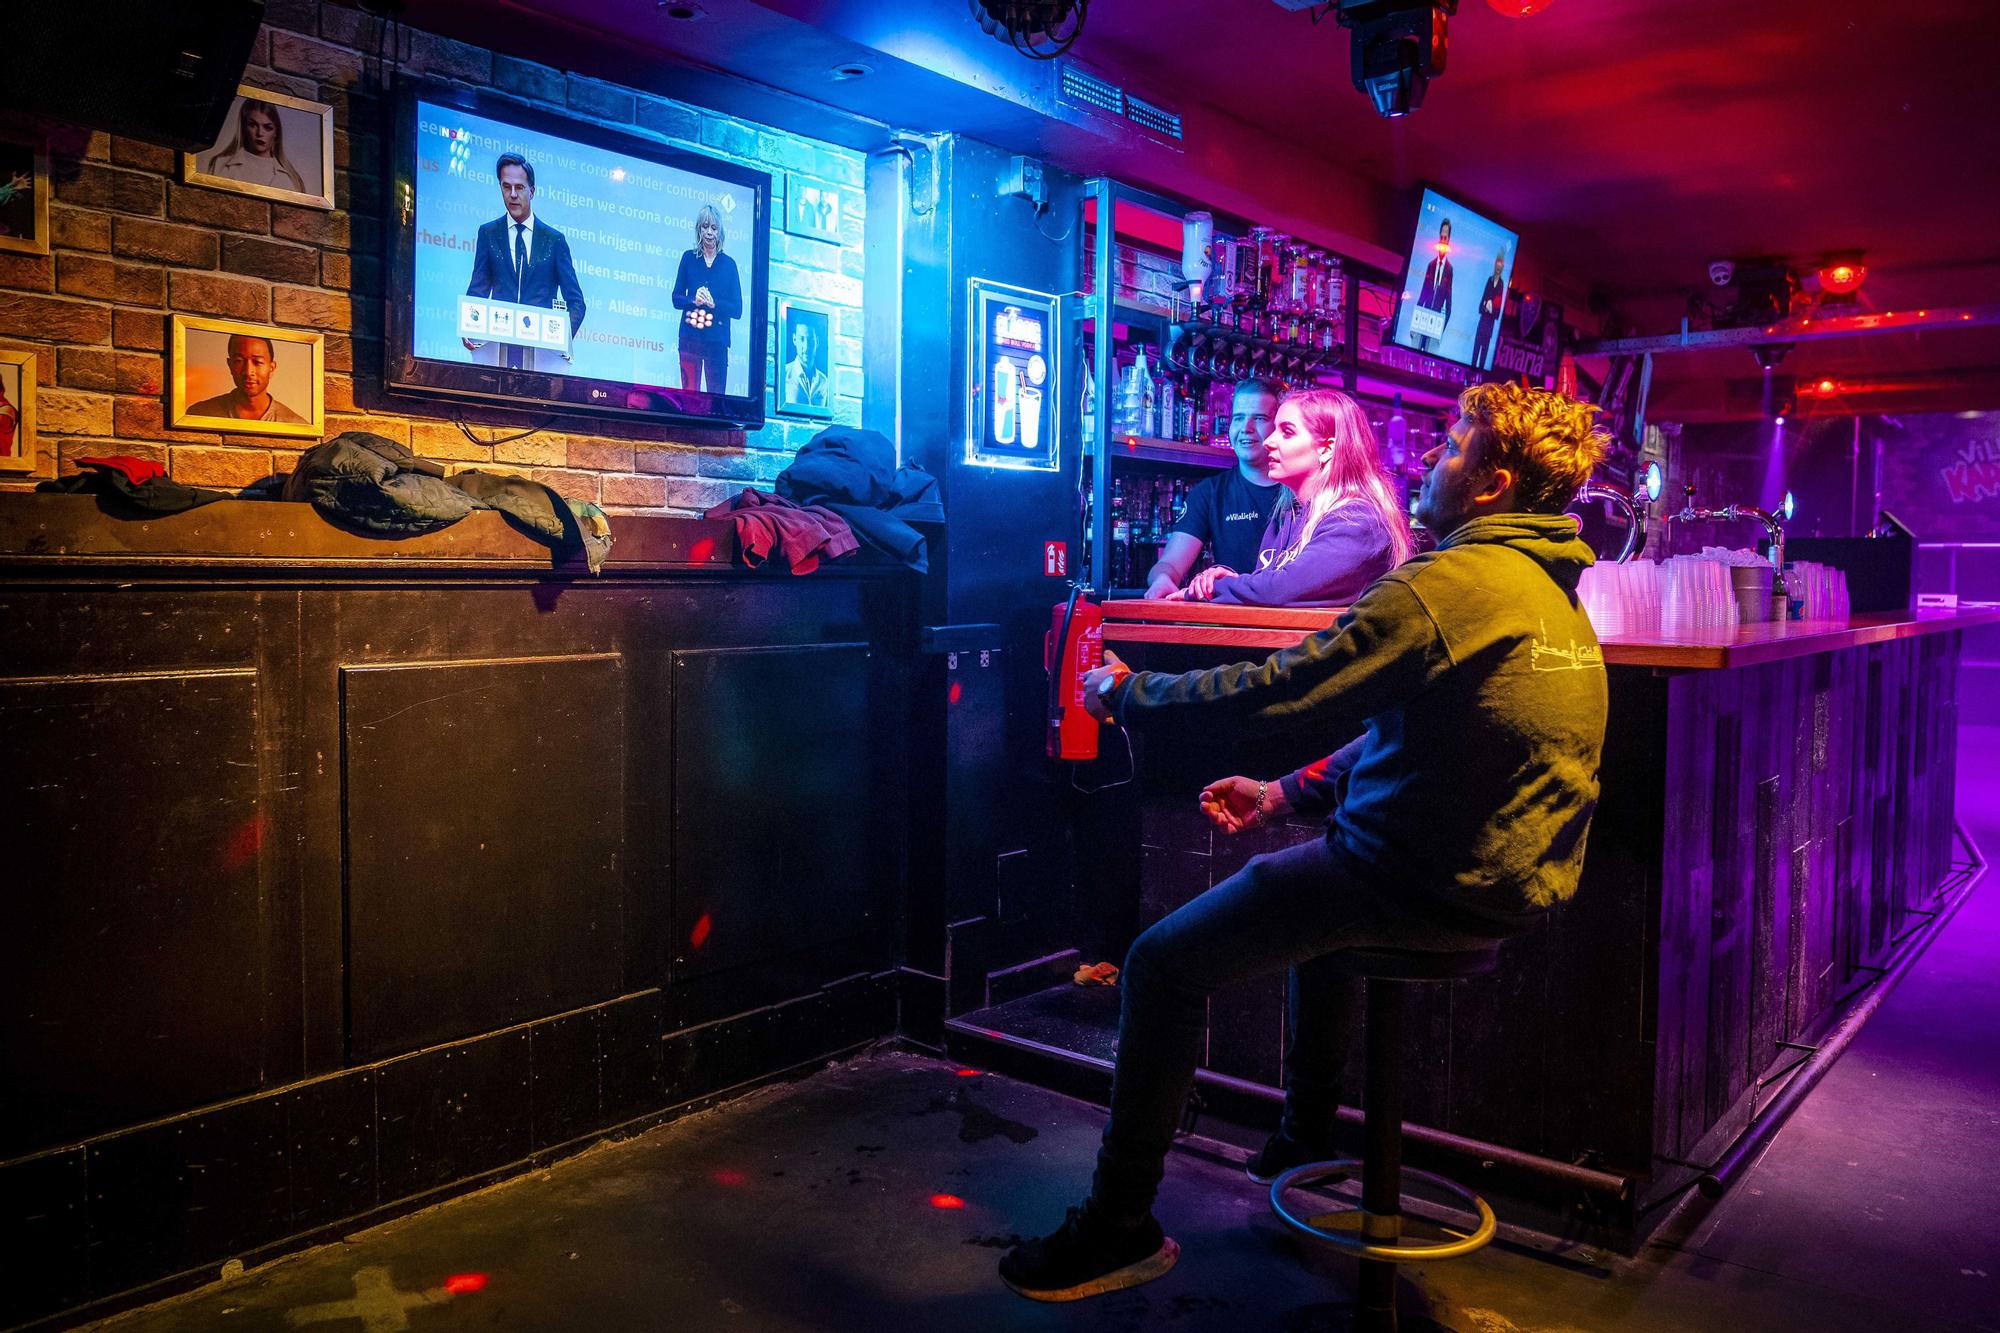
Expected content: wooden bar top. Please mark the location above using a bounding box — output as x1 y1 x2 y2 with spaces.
1100 596 2000 669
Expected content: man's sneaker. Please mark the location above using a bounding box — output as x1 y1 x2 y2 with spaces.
1244 1130 1338 1185
998 1203 1179 1302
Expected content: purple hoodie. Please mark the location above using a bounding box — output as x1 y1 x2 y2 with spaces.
1209 501 1398 607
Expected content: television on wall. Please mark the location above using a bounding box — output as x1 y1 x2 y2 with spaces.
1387 186 1518 372
387 81 772 429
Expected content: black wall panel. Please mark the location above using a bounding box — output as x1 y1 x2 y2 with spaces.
0 516 915 1325
670 644 881 983
0 669 267 1154
343 655 626 1061
0 1147 87 1325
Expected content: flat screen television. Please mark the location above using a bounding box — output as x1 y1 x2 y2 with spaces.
387 81 771 428
1387 187 1519 372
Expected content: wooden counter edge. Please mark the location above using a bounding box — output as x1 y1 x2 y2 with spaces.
0 492 906 577
1101 601 2000 669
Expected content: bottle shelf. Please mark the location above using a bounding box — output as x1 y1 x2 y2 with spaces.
1098 435 1235 469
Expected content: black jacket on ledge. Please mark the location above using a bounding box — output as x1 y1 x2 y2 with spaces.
775 427 944 572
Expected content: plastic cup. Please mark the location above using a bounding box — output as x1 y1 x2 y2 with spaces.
1019 385 1043 452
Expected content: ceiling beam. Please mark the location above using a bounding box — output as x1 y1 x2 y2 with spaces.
1577 303 2000 356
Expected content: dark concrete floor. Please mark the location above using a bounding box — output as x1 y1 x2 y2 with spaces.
94 728 2000 1333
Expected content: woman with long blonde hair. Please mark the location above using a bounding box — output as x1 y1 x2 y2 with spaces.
201 99 307 193
1173 387 1410 607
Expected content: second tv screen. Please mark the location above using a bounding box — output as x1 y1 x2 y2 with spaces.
1390 187 1518 371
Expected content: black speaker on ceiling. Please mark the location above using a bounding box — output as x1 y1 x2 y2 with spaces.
0 1 266 152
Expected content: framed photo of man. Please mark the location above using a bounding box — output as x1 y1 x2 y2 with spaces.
775 297 833 419
0 349 37 473
0 135 50 256
182 85 335 211
170 316 324 439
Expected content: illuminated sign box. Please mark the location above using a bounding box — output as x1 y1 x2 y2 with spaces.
966 279 1060 472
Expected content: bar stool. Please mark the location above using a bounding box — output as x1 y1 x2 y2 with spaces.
1268 944 1502 1333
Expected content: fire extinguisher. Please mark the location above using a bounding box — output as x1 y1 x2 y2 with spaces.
1045 584 1104 761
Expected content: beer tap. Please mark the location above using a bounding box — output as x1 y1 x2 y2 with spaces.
1572 480 1646 563
1673 485 1786 574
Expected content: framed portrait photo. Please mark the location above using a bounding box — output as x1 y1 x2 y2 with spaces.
0 349 37 473
171 316 324 439
775 297 834 420
0 135 51 256
784 174 841 244
183 85 335 210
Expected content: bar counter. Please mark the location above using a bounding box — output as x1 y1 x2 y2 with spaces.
1101 596 2000 668
1068 596 1992 1245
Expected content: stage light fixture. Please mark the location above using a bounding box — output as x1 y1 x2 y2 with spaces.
1334 0 1460 118
1486 0 1555 14
1815 254 1868 296
1749 342 1793 371
969 0 1088 60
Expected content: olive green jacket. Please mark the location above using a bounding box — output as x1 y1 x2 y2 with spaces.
1110 512 1609 928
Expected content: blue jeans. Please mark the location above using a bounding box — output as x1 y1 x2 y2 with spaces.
1089 835 1489 1221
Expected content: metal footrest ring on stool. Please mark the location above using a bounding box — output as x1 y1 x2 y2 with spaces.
1270 1159 1497 1262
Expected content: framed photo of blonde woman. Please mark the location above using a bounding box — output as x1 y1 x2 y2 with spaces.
183 86 335 210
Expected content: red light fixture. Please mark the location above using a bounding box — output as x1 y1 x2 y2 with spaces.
1487 0 1557 15
1813 378 1837 395
929 1193 967 1210
1816 256 1867 295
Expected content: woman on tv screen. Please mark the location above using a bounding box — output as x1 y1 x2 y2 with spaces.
672 205 743 395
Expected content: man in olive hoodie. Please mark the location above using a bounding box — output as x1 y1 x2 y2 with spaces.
1001 382 1611 1302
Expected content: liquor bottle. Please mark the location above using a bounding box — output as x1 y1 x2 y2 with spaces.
1080 353 1097 453
1111 478 1132 588
1082 474 1095 579
1155 374 1175 441
1136 348 1155 440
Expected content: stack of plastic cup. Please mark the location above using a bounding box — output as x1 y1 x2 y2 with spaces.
1660 556 1740 640
1784 561 1851 621
1580 559 1663 639
1578 563 1615 635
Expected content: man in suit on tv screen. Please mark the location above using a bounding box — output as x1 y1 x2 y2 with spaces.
463 152 587 372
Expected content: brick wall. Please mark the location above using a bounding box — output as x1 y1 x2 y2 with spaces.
0 0 866 516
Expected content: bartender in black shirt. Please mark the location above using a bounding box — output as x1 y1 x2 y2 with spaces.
1143 378 1287 599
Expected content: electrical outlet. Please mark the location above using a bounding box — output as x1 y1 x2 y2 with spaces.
1000 155 1047 210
